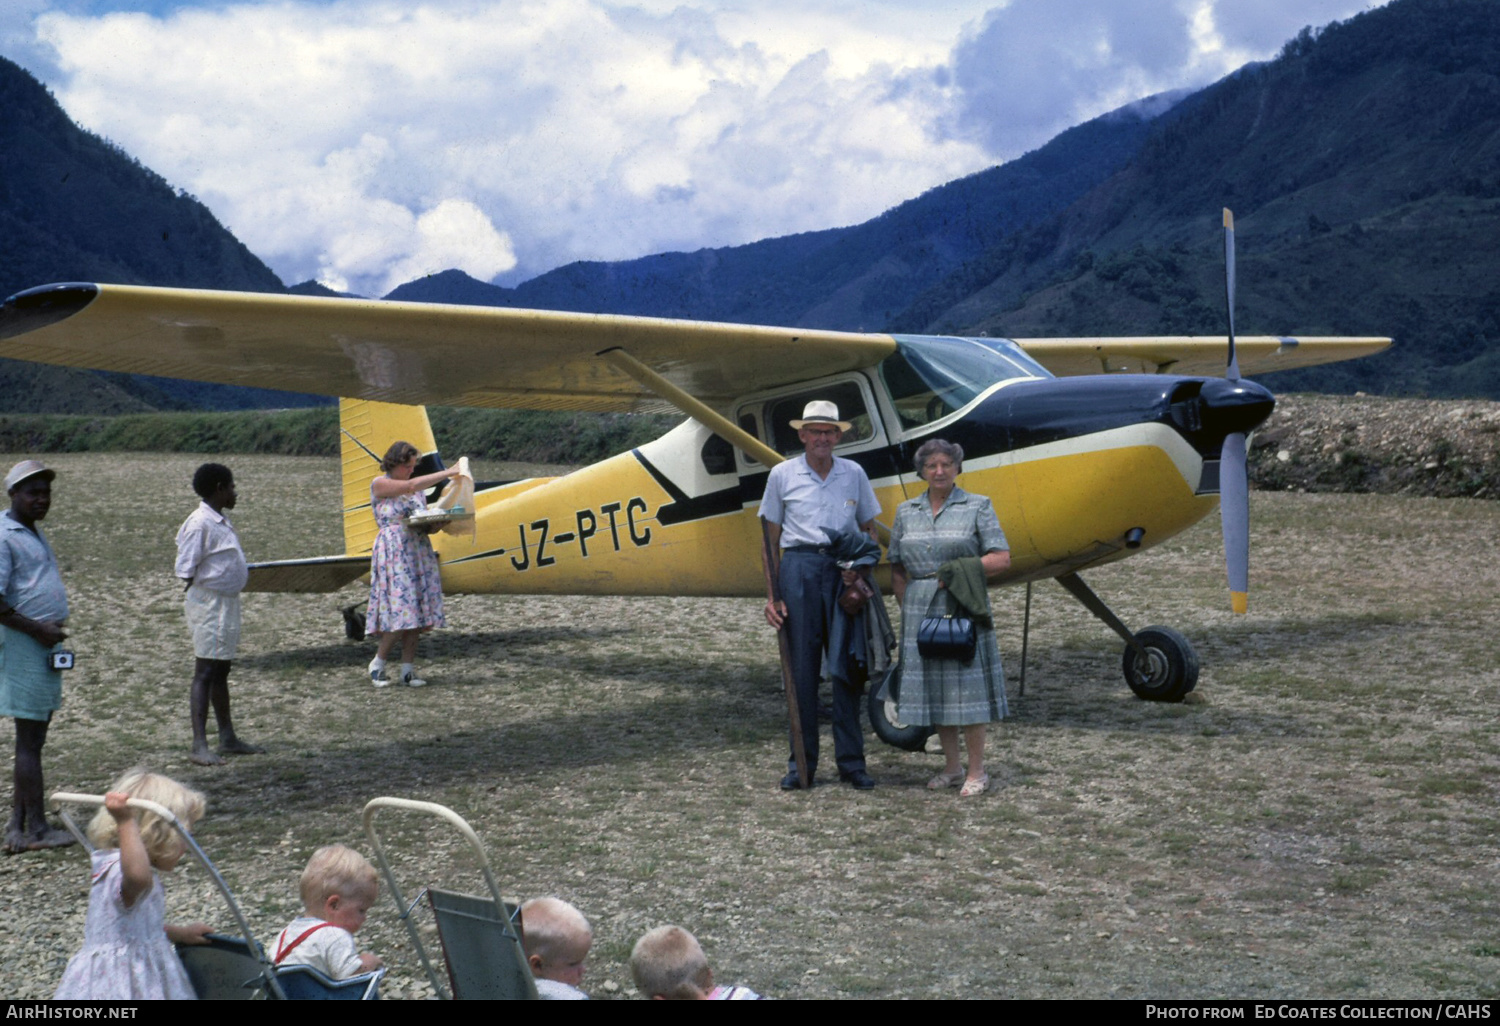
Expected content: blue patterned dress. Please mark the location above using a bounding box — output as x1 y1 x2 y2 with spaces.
366 485 445 635
888 487 1008 726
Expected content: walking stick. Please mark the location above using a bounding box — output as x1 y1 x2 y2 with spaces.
761 519 810 789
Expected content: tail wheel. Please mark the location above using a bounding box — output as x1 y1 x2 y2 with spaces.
342 605 367 641
866 665 935 751
1122 626 1199 702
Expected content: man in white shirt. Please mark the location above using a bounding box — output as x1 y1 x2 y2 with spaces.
176 463 264 766
759 401 881 790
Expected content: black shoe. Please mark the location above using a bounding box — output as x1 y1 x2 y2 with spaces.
839 769 876 790
780 770 814 790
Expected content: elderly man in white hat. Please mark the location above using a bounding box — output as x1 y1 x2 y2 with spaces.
0 460 75 853
759 400 881 790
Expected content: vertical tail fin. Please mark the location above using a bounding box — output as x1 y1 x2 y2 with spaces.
339 398 440 555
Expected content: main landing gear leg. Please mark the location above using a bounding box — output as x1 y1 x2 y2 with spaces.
1055 572 1200 703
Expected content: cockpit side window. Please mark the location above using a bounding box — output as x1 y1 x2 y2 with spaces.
766 381 874 456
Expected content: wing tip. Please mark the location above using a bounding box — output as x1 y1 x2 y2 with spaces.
0 283 100 342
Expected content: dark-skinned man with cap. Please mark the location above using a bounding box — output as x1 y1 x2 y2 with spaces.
0 460 75 853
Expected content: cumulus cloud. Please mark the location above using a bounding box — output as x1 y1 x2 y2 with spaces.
19 0 1383 295
943 0 1383 160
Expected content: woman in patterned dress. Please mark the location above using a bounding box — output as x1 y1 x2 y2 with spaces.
888 438 1010 797
366 441 460 688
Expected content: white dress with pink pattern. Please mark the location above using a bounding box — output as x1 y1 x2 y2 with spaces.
54 850 196 1000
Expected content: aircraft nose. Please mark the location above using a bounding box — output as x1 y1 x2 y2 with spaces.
1197 378 1275 437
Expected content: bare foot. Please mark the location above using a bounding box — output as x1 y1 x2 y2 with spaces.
190 746 225 766
4 825 75 853
26 826 76 850
218 737 266 756
3 827 30 855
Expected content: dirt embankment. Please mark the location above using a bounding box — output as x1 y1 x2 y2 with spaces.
1248 394 1500 498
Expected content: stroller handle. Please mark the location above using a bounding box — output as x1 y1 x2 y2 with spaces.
50 791 180 825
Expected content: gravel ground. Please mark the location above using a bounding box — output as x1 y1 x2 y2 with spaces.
1 409 1498 1000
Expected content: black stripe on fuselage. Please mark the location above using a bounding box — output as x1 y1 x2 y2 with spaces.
458 374 1261 539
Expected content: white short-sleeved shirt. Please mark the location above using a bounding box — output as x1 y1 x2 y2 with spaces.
273 917 364 980
758 455 880 549
174 502 248 594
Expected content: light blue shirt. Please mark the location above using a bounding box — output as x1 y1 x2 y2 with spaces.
759 455 880 548
0 511 69 622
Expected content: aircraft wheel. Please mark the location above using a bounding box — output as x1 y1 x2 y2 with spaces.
342 605 367 641
1122 626 1199 702
867 666 934 751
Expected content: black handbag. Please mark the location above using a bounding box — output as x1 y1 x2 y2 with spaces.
916 613 977 662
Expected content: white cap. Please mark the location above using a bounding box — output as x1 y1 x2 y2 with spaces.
5 460 55 492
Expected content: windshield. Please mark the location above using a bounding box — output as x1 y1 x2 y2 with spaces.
880 336 1051 430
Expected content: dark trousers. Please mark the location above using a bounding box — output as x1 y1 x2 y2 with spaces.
780 549 866 777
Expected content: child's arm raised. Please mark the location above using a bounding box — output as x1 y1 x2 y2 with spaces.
105 792 153 908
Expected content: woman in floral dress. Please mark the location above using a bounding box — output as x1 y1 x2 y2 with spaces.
366 441 459 688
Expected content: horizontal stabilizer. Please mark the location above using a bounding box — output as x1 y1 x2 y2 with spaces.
245 556 368 594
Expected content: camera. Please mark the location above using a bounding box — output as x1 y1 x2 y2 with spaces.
50 650 75 671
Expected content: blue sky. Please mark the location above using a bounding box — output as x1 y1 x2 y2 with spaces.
3 0 1385 296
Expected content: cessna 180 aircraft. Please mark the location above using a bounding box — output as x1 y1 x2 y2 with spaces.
0 213 1388 747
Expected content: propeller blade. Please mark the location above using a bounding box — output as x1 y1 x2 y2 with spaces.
1221 430 1249 614
1223 208 1240 381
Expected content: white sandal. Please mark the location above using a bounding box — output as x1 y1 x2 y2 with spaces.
959 773 990 797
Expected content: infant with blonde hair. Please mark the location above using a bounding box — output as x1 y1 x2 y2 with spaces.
629 925 763 1000
273 844 383 979
521 896 592 1000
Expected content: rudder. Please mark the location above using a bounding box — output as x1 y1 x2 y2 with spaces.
339 398 440 555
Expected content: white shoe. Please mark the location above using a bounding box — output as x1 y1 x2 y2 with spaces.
400 671 427 688
369 659 390 688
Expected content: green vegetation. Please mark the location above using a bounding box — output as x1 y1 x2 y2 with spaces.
0 407 678 464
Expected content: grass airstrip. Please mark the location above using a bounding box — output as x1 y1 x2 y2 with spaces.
0 451 1496 999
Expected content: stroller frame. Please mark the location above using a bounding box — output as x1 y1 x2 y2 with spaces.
362 796 537 1000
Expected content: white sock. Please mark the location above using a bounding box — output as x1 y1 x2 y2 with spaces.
369 656 386 671
401 662 415 681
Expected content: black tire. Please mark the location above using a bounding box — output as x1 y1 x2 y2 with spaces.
342 606 367 642
867 665 935 751
1122 626 1199 702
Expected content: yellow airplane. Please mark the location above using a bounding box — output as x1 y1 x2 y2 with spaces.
0 226 1388 745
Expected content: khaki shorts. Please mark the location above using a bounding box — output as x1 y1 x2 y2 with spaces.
184 583 241 661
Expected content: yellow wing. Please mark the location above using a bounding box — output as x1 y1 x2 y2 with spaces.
0 283 895 412
1016 336 1391 377
1 284 1390 408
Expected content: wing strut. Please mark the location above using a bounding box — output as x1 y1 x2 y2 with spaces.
597 346 785 470
599 346 893 544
